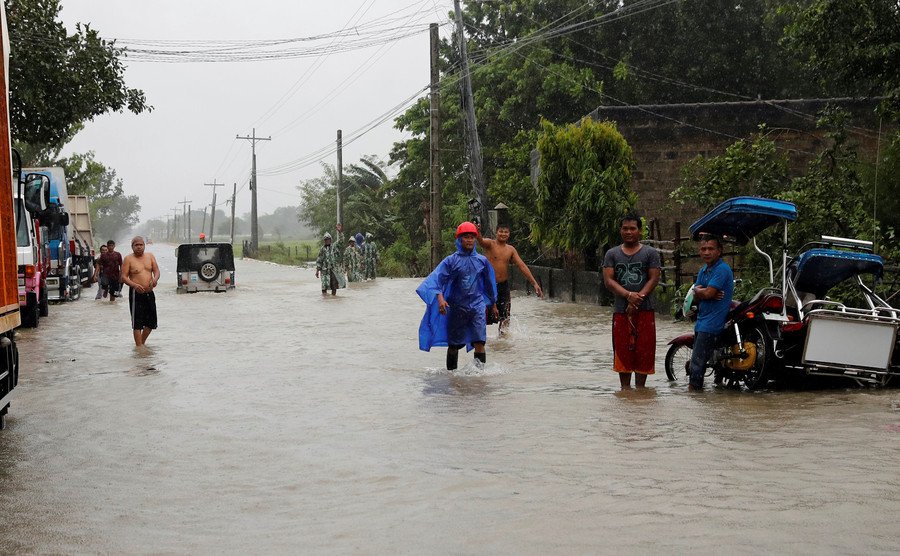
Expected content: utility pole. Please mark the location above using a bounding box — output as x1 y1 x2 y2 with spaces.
453 0 491 237
171 208 178 242
237 128 272 254
201 206 208 237
188 205 192 241
429 22 443 268
178 198 191 241
229 182 237 245
336 129 343 226
204 180 225 241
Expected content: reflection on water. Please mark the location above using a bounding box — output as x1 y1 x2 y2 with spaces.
0 244 898 553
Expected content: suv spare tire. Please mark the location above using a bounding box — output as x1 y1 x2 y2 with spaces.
198 261 219 282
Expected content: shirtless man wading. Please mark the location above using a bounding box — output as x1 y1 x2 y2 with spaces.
120 236 161 347
477 223 543 335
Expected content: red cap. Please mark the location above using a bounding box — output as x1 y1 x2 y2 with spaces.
455 221 479 238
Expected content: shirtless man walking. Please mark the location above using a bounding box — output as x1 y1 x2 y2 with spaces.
120 236 160 347
477 223 543 335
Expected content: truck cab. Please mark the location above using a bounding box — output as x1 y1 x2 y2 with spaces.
25 167 81 302
13 170 52 327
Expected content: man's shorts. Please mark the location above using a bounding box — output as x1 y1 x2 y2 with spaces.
447 305 487 347
106 277 119 292
487 281 511 324
612 310 656 374
129 289 158 330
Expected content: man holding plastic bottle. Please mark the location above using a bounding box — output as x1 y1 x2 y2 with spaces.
688 235 733 391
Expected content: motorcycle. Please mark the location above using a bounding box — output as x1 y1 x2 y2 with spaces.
664 196 798 390
666 285 786 389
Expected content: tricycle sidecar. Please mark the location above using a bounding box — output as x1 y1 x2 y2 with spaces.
781 239 900 386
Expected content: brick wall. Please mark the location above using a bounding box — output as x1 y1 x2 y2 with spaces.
534 98 884 241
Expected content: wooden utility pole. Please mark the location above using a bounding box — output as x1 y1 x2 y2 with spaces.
204 180 225 241
429 22 443 268
336 129 343 226
200 207 208 238
237 128 271 254
171 208 178 242
453 0 491 237
177 198 191 241
229 183 237 245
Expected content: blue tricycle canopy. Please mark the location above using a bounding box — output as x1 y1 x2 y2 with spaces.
690 196 798 245
792 248 884 298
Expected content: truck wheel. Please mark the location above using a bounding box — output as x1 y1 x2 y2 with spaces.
20 300 38 328
69 267 81 301
39 287 49 317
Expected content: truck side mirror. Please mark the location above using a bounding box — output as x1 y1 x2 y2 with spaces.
23 173 50 213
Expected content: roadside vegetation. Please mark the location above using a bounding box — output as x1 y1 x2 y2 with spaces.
233 240 319 266
295 0 898 283
7 0 149 240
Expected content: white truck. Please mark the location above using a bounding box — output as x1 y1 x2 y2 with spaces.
12 170 51 326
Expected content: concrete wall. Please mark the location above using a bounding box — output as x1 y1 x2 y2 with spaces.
509 264 609 305
574 270 602 304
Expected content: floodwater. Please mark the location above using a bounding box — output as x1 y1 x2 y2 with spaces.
1 244 898 554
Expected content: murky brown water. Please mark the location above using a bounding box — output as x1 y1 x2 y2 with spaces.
1 244 898 553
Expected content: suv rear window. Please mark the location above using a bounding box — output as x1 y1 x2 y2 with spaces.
176 244 234 273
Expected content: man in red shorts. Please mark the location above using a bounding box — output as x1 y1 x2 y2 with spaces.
602 213 661 389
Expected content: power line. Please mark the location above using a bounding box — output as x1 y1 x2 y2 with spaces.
250 0 378 130
269 0 444 137
214 0 693 186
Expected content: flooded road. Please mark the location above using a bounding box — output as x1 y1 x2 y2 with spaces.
1 244 898 553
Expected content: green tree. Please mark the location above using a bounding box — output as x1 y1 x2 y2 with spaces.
58 152 140 241
781 108 882 249
391 0 825 266
672 128 790 212
298 157 395 241
784 0 900 117
531 117 635 266
6 0 150 149
672 108 898 269
58 150 107 195
488 128 541 259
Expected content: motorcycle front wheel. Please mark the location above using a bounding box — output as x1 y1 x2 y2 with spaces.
664 343 693 385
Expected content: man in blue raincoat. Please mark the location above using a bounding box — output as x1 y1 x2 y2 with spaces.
417 222 499 370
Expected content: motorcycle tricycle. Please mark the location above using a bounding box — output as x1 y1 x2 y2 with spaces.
664 196 797 390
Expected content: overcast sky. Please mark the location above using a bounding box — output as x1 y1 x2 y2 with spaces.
57 0 455 223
